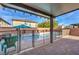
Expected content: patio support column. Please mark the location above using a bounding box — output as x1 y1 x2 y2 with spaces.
50 16 54 43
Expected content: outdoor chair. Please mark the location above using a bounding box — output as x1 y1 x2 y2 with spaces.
1 36 18 55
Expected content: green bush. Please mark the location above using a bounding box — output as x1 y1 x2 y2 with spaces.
38 19 58 28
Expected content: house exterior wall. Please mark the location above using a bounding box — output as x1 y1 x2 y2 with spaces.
26 22 38 27
13 21 25 26
13 20 38 28
0 20 10 27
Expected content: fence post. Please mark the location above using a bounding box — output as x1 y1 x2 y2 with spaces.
43 30 45 45
16 28 21 53
55 31 56 40
32 30 35 47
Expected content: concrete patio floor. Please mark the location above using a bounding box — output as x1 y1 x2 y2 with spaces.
19 38 79 55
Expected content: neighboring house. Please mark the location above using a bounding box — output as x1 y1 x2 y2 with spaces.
12 19 38 28
0 18 11 27
70 23 79 28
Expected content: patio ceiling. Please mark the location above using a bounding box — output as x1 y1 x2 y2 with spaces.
1 3 79 17
25 3 79 17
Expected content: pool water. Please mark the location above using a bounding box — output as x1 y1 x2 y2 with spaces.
21 33 50 41
21 32 61 41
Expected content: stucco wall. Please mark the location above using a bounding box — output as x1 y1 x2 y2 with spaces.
62 29 70 36
70 28 79 36
62 28 79 36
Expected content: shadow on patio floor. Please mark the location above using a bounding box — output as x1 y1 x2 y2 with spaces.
19 38 79 55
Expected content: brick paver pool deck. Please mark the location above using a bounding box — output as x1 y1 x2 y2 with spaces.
19 38 79 55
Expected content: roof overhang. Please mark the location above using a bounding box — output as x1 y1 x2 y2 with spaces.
1 3 79 18
23 3 79 17
1 3 52 18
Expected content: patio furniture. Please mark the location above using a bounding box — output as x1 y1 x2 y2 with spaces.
1 36 18 55
0 35 3 41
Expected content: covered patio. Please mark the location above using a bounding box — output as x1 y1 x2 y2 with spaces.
0 3 79 55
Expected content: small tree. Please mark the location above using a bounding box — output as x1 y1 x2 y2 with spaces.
38 19 58 28
38 20 50 28
53 19 58 29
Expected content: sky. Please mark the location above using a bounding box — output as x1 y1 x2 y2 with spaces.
1 7 79 26
56 9 79 26
0 7 47 25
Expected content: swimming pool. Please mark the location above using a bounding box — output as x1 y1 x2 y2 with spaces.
0 31 61 54
21 32 61 41
21 32 50 41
